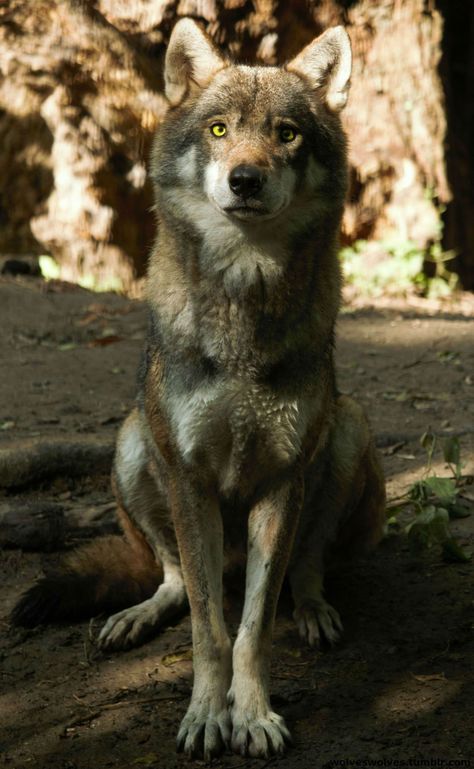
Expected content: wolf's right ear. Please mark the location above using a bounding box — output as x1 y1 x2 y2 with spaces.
287 26 352 112
164 19 226 106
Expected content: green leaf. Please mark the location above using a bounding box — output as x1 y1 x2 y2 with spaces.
413 505 449 528
406 506 450 548
424 476 457 506
436 350 459 364
409 480 429 503
448 502 471 519
407 524 431 551
420 429 436 455
442 539 472 563
443 436 462 478
443 436 460 466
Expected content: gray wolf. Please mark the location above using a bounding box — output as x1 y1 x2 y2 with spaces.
12 18 386 760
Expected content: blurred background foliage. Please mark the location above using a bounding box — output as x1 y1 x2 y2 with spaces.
0 0 473 295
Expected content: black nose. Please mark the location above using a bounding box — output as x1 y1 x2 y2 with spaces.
228 164 265 198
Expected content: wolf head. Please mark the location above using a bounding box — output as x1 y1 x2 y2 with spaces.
152 19 351 230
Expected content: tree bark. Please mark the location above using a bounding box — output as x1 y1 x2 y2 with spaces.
0 0 471 288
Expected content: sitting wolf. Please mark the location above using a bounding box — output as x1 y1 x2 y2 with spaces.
13 19 385 760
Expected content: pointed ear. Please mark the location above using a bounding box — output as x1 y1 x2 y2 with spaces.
164 19 226 106
287 26 352 112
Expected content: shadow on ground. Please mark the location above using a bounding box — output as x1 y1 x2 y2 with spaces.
0 277 473 768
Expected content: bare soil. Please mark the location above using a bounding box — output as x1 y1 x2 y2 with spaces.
1 275 473 769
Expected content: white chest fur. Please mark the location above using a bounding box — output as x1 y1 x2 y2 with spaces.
166 378 312 494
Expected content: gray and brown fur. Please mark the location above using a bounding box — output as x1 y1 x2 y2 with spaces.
12 19 385 760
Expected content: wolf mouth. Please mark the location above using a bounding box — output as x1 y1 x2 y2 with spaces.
221 202 288 221
226 205 266 215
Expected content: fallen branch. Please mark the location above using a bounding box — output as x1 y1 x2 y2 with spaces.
0 502 65 551
0 436 114 489
0 500 119 551
65 694 186 729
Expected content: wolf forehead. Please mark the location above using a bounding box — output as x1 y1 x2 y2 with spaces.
190 66 318 123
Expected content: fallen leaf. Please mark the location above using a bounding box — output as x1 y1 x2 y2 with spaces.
383 391 410 401
436 350 460 364
133 752 159 766
76 313 100 327
413 401 436 411
58 342 77 351
411 672 446 683
383 442 406 456
88 335 123 347
422 393 450 401
161 649 192 667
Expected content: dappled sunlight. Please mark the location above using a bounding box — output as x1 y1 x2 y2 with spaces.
1 689 180 767
83 634 193 692
1 621 193 762
336 312 474 520
372 676 462 721
385 456 474 501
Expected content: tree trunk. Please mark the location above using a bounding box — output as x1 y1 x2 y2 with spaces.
436 0 474 290
0 0 471 289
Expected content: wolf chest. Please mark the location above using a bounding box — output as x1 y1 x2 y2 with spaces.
167 378 311 496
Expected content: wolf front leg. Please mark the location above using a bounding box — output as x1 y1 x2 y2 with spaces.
171 473 232 760
228 472 304 757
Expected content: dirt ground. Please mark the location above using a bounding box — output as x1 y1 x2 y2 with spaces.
1 274 473 769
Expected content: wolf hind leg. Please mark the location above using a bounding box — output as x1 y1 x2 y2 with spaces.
98 409 188 651
290 395 385 647
292 573 343 648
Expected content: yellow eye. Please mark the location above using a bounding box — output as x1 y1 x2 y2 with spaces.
211 123 227 138
280 126 297 143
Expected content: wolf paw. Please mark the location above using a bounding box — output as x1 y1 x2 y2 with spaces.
293 598 343 647
230 708 292 757
98 588 186 651
176 700 231 760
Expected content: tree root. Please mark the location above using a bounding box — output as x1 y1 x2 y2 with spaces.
0 436 114 489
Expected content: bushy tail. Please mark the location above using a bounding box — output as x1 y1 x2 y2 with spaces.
11 535 162 627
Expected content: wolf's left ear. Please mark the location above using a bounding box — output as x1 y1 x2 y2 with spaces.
287 26 352 112
165 18 226 106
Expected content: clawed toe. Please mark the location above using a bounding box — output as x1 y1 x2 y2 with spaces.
98 590 187 651
98 607 156 650
177 706 231 760
230 711 292 757
294 599 343 648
